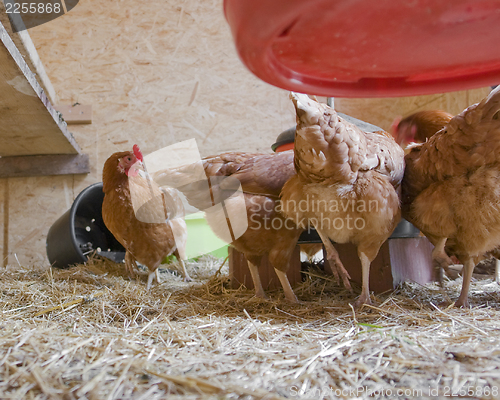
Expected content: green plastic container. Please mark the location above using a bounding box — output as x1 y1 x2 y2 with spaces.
184 212 228 259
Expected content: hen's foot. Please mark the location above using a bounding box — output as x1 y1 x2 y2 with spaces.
433 259 445 287
443 264 463 280
178 260 192 282
251 292 270 302
352 293 372 310
283 291 299 304
454 295 471 308
313 226 352 292
431 238 453 287
433 253 455 286
437 299 453 308
324 247 352 291
328 258 352 292
274 269 299 303
146 270 156 291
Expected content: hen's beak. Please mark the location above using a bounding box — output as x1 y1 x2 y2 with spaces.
126 160 143 177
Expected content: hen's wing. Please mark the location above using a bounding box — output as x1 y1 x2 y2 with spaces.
290 93 404 187
204 151 295 197
153 151 296 210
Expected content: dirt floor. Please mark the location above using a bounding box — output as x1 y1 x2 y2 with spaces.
1 256 500 399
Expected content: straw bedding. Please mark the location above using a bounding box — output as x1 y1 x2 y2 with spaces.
1 256 500 399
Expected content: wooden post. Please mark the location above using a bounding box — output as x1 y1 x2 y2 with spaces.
229 246 302 290
323 237 436 293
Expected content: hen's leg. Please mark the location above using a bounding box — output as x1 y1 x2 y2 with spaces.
155 268 161 284
454 257 474 308
353 243 383 309
353 251 372 308
125 252 138 278
274 269 298 303
246 256 268 300
314 225 352 291
174 249 192 282
146 270 156 291
431 237 453 285
495 259 500 285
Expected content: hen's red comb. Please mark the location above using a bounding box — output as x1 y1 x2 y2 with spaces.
133 144 143 162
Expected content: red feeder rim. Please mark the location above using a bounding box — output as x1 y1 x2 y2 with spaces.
224 0 500 97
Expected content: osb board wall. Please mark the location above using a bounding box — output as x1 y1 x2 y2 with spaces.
2 0 296 266
334 89 491 132
0 0 492 266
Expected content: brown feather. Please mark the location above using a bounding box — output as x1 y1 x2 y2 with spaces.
402 87 500 306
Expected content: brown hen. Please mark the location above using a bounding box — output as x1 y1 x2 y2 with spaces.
281 93 405 307
154 151 303 302
402 86 500 307
392 110 453 148
102 150 191 290
393 109 500 285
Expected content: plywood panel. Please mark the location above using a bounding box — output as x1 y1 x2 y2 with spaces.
26 0 296 158
0 20 81 156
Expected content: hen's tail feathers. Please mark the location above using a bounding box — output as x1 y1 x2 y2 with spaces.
290 92 404 186
290 92 357 184
290 92 324 126
462 84 500 127
486 84 500 104
441 85 500 165
480 84 500 123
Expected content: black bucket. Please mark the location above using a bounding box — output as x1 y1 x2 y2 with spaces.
271 126 295 152
297 218 420 244
390 219 421 238
46 182 125 268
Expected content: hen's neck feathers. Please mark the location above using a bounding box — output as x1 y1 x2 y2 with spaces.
102 151 131 193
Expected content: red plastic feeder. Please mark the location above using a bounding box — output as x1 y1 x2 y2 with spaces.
224 0 500 97
225 2 457 294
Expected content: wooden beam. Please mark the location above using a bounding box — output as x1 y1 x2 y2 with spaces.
0 154 90 178
0 20 82 156
54 104 93 124
229 246 302 291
